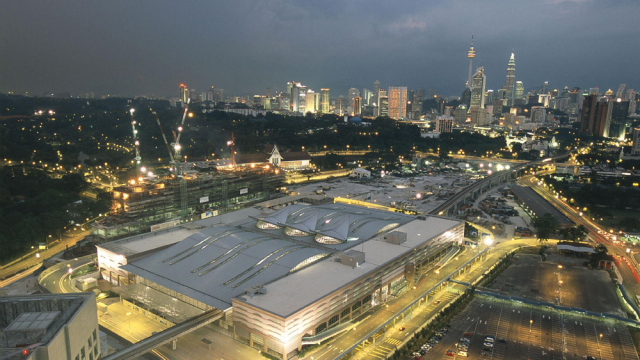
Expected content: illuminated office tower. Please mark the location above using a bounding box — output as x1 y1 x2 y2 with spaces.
291 86 300 112
469 67 486 110
348 88 360 109
379 95 389 117
362 89 372 106
504 53 516 105
305 89 316 113
179 84 188 105
388 86 407 119
373 80 381 115
321 88 330 113
515 81 524 101
353 97 361 115
485 90 494 105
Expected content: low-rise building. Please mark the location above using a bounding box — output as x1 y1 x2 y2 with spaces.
0 293 99 360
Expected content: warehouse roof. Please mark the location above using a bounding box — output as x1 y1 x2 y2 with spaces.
237 216 464 318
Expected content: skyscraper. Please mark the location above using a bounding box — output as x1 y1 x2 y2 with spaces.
541 81 549 94
616 84 627 99
321 88 330 113
353 97 362 115
485 90 494 105
429 89 437 99
362 89 372 106
348 88 360 108
305 89 316 113
515 81 524 102
608 99 630 140
388 86 408 119
470 67 486 110
179 84 188 105
379 95 389 117
291 86 300 112
466 34 476 89
504 53 516 105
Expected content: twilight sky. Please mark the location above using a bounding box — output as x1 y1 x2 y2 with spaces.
1 0 638 98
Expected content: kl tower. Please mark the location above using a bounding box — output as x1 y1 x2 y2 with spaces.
467 34 476 88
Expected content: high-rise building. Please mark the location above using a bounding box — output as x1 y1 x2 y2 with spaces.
530 106 546 123
515 81 524 101
437 98 447 114
589 87 599 95
353 97 362 115
379 95 389 117
466 34 476 89
485 90 494 105
608 99 630 140
538 94 551 108
616 84 627 99
461 88 471 108
348 88 360 108
336 97 345 115
291 86 300 112
179 84 188 105
362 89 372 106
412 89 425 118
388 86 407 119
305 89 316 113
632 128 640 155
373 80 381 115
321 88 330 113
214 88 224 102
578 95 597 135
542 81 549 94
470 67 486 110
435 116 454 133
429 89 437 99
504 53 516 105
266 88 271 97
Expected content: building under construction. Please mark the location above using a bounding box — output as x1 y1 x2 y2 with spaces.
91 170 285 241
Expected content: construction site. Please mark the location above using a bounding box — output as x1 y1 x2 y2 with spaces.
91 95 287 242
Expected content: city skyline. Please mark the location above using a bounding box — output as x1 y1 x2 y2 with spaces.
1 1 639 98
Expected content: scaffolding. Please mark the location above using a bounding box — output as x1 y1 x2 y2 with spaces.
92 171 285 241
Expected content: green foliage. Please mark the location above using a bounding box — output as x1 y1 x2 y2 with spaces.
532 213 559 243
0 166 108 262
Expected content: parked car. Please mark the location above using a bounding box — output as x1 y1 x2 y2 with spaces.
458 350 468 357
480 350 492 356
445 350 456 356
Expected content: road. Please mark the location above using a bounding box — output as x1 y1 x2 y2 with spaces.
0 230 90 284
39 256 93 294
522 176 640 299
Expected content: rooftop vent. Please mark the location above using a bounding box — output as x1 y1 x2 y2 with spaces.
384 231 407 245
340 250 365 268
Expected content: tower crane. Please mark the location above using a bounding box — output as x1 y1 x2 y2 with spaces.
129 101 142 170
152 89 192 175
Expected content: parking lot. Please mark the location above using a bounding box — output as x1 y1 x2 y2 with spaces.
425 297 639 360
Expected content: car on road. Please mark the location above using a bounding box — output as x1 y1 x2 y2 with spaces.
445 350 456 356
399 326 405 331
435 300 441 305
463 332 473 337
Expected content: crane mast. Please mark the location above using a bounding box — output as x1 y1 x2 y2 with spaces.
129 103 142 170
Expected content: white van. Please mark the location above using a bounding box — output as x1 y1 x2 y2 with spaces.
458 350 468 357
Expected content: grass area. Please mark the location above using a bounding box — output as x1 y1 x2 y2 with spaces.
514 245 545 255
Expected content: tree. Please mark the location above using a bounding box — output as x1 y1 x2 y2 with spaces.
532 213 559 243
570 225 589 242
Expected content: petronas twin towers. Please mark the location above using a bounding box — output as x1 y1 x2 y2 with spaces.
465 35 517 107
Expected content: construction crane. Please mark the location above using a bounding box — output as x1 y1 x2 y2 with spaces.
152 92 192 175
172 97 191 162
129 101 142 171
